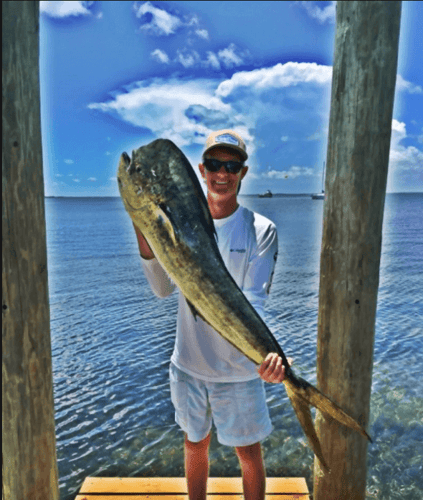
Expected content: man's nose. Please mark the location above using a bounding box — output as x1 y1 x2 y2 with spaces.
215 165 228 175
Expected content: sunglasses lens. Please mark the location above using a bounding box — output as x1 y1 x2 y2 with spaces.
204 159 243 174
204 159 221 172
226 161 243 174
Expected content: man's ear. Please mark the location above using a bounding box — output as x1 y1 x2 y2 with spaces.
199 163 206 179
240 166 249 180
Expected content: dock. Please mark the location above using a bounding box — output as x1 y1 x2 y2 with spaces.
75 477 310 499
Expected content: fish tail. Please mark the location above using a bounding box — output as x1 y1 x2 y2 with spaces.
284 375 372 443
284 383 330 474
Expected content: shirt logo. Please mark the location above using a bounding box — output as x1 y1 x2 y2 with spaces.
230 248 246 253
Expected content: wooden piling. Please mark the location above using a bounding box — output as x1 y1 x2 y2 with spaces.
2 2 59 499
313 2 401 499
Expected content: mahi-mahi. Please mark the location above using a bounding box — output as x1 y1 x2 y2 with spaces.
117 138 372 473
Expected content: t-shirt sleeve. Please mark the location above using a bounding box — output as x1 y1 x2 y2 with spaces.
141 257 177 298
242 223 278 319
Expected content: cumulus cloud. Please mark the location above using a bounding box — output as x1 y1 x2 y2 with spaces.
396 74 423 95
151 49 170 64
389 119 423 171
64 159 74 164
296 1 336 24
88 177 97 182
134 1 182 36
87 61 333 161
216 62 332 97
40 1 94 18
88 78 233 147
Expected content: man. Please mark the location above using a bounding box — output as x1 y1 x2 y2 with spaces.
133 130 286 500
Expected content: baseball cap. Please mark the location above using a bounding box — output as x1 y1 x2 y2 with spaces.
203 129 248 161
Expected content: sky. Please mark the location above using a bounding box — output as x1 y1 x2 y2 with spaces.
39 1 423 196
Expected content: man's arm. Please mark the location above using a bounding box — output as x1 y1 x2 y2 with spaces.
241 222 289 384
133 223 176 298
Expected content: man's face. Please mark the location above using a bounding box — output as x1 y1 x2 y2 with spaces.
199 147 248 198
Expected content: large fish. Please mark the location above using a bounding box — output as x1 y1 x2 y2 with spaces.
117 138 372 473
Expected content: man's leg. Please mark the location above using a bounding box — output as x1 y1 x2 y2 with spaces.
184 432 211 500
235 442 266 500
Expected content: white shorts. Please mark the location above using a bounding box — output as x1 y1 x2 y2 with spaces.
169 363 273 447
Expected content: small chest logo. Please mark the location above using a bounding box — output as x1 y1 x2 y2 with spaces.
230 248 246 253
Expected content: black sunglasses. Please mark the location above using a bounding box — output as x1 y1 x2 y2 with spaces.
203 158 245 175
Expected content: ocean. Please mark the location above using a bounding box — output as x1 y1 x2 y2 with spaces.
44 193 423 500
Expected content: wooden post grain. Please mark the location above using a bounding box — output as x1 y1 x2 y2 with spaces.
2 2 59 499
313 2 401 499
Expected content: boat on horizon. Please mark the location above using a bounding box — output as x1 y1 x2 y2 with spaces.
311 162 325 200
259 190 273 198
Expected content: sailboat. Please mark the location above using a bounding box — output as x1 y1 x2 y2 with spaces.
311 161 325 200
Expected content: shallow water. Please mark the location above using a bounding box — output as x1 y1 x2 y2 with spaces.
45 193 423 499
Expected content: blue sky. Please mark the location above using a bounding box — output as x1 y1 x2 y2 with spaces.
39 1 423 196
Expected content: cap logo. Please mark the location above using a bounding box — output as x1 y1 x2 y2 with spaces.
215 133 239 146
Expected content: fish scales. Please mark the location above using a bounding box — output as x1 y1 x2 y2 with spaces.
117 138 372 474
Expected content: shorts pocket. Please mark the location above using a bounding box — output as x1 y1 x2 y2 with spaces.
169 364 188 424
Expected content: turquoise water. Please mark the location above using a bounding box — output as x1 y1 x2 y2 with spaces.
45 194 423 499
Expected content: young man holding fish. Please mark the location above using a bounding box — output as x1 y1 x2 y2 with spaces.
134 130 286 500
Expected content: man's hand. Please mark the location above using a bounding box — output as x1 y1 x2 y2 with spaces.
257 353 293 384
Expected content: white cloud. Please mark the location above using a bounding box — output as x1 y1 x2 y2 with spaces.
216 62 332 97
40 1 93 18
296 1 336 24
389 119 423 171
396 74 423 95
175 49 201 68
265 166 314 179
151 49 170 64
217 43 245 68
195 29 209 40
64 159 74 164
87 61 332 162
73 178 81 183
204 51 221 70
88 78 233 147
88 177 97 182
134 1 182 36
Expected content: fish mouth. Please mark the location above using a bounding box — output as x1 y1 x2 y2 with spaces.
117 176 143 212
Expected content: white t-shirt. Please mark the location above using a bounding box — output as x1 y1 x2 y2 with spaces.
141 204 278 382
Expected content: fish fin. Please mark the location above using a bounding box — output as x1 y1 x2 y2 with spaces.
285 373 372 443
182 156 218 244
156 202 180 245
186 299 200 321
285 382 331 474
186 299 214 328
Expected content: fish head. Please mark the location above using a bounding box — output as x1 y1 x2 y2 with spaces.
117 141 172 212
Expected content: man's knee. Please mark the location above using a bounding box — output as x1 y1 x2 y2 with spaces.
185 432 211 451
235 442 262 463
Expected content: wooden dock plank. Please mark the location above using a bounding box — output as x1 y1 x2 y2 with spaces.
76 477 310 498
75 497 308 500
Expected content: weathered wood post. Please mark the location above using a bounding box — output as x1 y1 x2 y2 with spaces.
2 2 59 499
313 2 401 499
